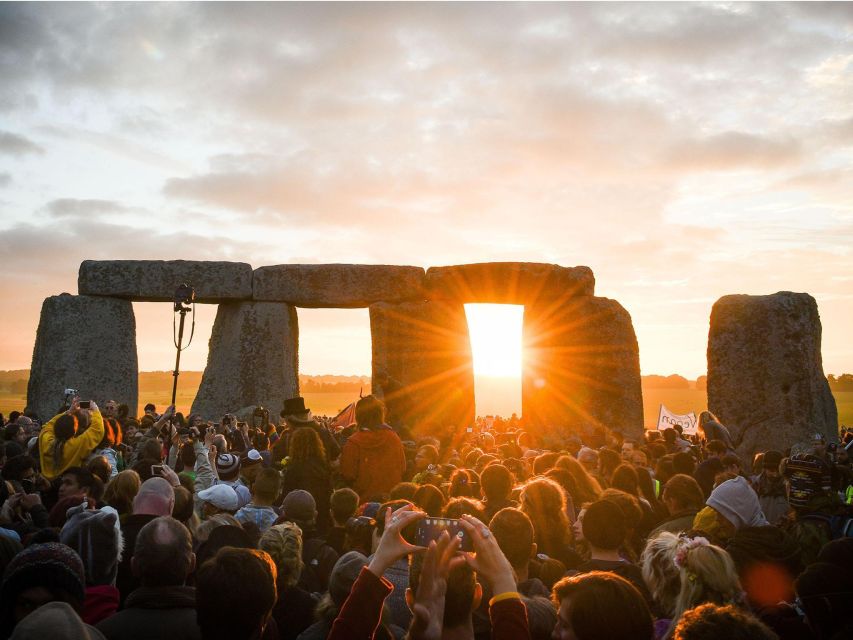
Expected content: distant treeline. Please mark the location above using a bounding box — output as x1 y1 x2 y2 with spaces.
828 374 853 392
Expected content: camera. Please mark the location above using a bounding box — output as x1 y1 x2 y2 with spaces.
78 401 91 409
173 283 195 312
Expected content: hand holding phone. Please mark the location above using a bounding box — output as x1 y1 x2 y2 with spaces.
415 517 473 552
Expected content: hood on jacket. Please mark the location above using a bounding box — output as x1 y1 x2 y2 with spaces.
707 476 768 530
351 427 399 451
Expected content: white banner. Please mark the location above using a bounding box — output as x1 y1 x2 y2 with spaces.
656 404 697 435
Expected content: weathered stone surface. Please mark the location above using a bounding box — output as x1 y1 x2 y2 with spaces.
253 264 426 307
370 300 474 435
27 294 138 421
79 260 253 302
191 302 299 419
708 292 838 463
425 263 594 304
522 296 643 444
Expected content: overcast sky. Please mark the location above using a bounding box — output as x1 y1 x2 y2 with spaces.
1 2 852 378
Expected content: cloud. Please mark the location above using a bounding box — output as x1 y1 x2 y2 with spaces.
662 132 803 172
0 130 44 156
0 173 10 187
44 198 131 218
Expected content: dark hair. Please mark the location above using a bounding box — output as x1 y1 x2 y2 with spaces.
610 464 639 497
480 464 513 502
1 455 34 482
63 466 96 492
172 486 195 523
533 452 560 475
355 395 385 430
196 547 277 640
673 603 777 640
672 452 696 476
442 497 484 520
412 484 446 517
179 442 196 468
663 474 704 512
86 456 111 485
134 516 193 587
552 571 654 640
582 500 627 551
389 482 418 501
706 440 727 455
330 488 360 524
598 448 622 479
409 554 476 629
345 516 376 556
489 507 534 569
449 469 479 499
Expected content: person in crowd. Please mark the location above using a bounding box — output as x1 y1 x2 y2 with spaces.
520 477 581 570
48 466 100 528
697 412 734 451
480 464 517 522
296 551 368 640
235 467 281 533
555 454 602 506
279 397 341 465
258 522 316 640
326 488 359 556
116 477 175 605
597 448 621 488
489 507 548 598
195 547 278 640
340 395 406 502
0 542 89 638
412 484 446 517
38 400 105 481
213 453 250 508
197 484 239 520
96 516 200 640
692 476 767 544
282 427 332 533
571 499 654 605
278 489 338 595
673 603 779 640
651 474 705 536
59 503 123 624
102 470 140 519
411 444 440 484
693 440 727 498
551 571 654 640
641 531 682 626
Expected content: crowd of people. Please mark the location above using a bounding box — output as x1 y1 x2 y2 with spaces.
0 394 851 640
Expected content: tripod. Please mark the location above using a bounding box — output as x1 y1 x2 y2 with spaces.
171 284 196 408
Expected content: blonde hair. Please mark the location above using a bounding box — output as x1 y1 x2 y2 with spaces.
194 513 241 544
103 469 141 515
258 522 304 589
641 531 681 618
668 539 743 638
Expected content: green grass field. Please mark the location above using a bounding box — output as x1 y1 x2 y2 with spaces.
3 389 852 430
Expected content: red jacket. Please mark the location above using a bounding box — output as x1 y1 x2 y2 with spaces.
340 427 406 501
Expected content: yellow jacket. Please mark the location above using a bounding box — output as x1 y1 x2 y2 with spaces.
39 410 105 480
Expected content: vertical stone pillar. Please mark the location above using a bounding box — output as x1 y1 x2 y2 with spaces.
708 292 837 462
26 294 138 421
522 296 643 444
370 300 475 437
192 301 299 419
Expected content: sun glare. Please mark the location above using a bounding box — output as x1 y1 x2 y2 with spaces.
464 304 524 378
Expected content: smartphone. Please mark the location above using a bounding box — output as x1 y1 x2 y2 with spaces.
415 517 473 552
150 465 165 477
79 400 91 409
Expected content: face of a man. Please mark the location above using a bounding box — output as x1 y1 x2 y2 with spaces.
103 402 117 418
58 474 83 500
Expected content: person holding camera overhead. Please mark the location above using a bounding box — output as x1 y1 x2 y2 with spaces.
38 397 105 481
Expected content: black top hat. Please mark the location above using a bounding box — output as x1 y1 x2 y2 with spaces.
282 397 314 423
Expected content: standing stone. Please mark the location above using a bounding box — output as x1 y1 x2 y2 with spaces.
253 264 426 307
27 294 138 421
425 263 595 304
192 301 299 419
522 296 643 444
370 300 474 436
79 260 253 302
708 292 837 462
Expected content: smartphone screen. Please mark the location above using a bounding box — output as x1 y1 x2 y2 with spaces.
79 400 91 409
415 517 473 552
150 465 164 477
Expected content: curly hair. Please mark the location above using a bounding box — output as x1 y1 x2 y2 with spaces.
554 454 602 504
520 477 572 561
258 522 305 589
289 427 326 462
641 531 682 618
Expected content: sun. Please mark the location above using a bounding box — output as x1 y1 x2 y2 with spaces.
464 304 524 377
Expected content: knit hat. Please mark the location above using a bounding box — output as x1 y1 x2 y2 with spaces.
1 543 86 606
782 453 832 508
59 503 124 586
8 601 106 640
281 490 316 523
706 476 768 530
258 522 304 588
328 551 368 606
198 485 239 512
215 453 241 479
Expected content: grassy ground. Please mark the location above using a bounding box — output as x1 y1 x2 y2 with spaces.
4 389 852 429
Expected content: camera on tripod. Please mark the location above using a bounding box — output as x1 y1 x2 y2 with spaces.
174 283 195 313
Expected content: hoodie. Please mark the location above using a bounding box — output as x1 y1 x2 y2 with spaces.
340 427 406 501
706 476 768 530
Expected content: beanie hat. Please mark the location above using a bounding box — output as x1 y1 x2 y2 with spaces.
258 522 304 588
198 485 239 512
1 543 86 606
782 454 831 508
7 601 105 640
215 453 241 479
281 490 316 524
241 449 262 468
59 504 124 586
329 551 368 606
706 476 768 530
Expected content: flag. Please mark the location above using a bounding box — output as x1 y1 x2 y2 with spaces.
331 401 357 431
656 404 697 435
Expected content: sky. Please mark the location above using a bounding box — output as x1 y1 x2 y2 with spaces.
1 2 852 381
